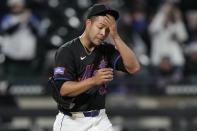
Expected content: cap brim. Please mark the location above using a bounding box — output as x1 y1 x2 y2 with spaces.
96 10 119 20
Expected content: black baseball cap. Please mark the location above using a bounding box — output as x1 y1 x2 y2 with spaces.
85 4 119 20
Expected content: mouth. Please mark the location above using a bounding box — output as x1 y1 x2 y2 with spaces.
97 38 104 42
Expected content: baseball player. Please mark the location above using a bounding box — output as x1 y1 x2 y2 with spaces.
49 3 140 131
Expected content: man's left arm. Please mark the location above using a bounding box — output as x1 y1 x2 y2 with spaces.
105 15 140 74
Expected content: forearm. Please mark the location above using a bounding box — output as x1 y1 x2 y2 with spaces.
60 77 96 97
103 15 140 73
112 34 140 73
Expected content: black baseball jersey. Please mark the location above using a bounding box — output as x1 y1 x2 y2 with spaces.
53 37 128 112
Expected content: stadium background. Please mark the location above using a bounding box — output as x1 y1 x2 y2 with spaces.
0 0 197 131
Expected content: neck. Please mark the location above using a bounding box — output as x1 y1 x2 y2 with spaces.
79 32 95 52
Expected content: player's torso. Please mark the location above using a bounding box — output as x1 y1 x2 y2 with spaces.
63 38 111 111
72 38 110 82
58 38 117 111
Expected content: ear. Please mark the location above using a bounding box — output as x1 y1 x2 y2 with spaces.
85 19 92 28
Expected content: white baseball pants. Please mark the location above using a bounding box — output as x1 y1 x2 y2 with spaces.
53 109 113 131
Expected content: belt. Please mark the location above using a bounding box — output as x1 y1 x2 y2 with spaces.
61 110 101 117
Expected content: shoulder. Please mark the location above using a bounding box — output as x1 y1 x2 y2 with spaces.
58 38 79 52
61 38 76 48
55 38 79 59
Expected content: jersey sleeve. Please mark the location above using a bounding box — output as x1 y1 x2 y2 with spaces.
53 46 76 82
106 44 128 73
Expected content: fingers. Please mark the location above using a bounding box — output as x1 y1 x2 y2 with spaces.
103 17 111 26
103 15 117 37
99 68 113 72
106 14 115 21
95 68 113 77
100 68 113 75
93 68 114 85
105 15 115 24
103 74 113 80
103 71 113 76
102 15 115 27
97 68 114 78
101 75 113 84
100 68 114 81
102 18 110 28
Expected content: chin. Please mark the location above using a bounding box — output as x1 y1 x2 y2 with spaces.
93 41 102 46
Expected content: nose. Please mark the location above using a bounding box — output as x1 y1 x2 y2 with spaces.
100 29 106 36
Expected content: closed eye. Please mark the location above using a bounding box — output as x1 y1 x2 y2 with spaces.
97 26 103 29
97 23 107 29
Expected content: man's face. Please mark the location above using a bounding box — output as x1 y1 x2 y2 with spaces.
86 16 110 45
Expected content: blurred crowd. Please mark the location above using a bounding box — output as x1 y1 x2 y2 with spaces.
0 0 197 95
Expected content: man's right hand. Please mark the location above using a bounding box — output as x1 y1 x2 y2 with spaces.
92 68 114 86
